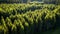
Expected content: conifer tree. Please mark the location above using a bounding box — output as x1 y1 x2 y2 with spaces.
1 16 8 34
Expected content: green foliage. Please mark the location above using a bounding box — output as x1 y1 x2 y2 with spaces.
0 4 60 34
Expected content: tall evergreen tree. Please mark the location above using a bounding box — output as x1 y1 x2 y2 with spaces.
1 16 8 34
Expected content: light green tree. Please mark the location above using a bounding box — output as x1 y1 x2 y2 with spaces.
1 16 8 34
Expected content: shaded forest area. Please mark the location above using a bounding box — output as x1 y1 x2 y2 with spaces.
0 0 60 4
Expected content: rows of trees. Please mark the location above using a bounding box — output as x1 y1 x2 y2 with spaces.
0 4 60 34
0 4 57 18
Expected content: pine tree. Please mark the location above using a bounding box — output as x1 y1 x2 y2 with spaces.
17 19 25 34
1 16 8 34
6 17 12 27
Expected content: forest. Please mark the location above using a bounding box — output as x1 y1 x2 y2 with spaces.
0 0 60 34
0 0 60 4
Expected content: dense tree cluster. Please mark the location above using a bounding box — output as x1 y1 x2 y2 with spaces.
0 4 60 34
